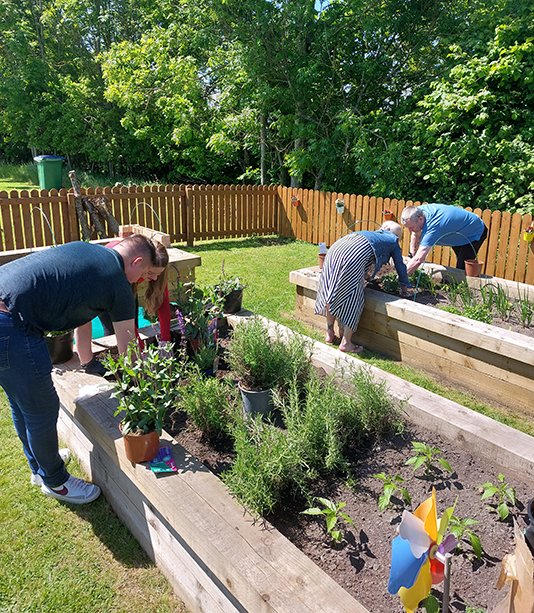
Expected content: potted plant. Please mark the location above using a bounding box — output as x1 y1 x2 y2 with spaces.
174 282 222 354
102 342 182 463
227 317 311 416
45 330 74 364
523 224 534 243
215 266 245 314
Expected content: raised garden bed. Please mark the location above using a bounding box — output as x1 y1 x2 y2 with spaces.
52 317 534 612
289 265 534 420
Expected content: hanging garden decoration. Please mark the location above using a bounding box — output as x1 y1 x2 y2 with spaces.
388 489 458 612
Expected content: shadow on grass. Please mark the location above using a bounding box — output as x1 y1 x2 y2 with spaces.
177 235 296 253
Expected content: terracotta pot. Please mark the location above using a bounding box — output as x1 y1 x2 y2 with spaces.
121 426 160 463
464 259 482 277
318 253 326 269
45 331 74 364
383 210 395 221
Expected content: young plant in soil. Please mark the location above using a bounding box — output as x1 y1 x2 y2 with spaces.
301 497 354 545
372 473 412 511
480 473 516 520
405 441 454 476
448 514 484 560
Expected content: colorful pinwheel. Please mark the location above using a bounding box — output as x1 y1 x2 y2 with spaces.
388 489 457 612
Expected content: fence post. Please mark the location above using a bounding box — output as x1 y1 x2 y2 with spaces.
185 187 194 247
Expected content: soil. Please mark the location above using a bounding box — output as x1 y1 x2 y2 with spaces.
165 327 533 613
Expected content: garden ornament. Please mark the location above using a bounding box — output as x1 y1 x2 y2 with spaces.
335 198 345 214
388 488 457 612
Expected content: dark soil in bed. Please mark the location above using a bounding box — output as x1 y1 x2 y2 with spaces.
165 329 533 612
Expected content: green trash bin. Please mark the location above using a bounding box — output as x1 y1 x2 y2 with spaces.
33 155 65 190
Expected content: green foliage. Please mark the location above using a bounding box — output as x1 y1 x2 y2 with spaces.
227 317 311 392
379 273 400 294
372 473 411 512
422 594 440 613
174 281 222 342
449 515 484 559
102 342 182 435
179 371 237 440
222 414 302 516
480 473 516 520
515 291 534 327
405 441 454 475
301 497 354 544
461 304 493 324
351 368 404 439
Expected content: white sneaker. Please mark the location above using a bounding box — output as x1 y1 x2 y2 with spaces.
30 448 72 486
41 475 101 505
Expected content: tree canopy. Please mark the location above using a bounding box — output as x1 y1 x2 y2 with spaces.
0 0 532 212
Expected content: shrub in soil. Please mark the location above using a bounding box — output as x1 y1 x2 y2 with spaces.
227 317 312 392
179 369 238 441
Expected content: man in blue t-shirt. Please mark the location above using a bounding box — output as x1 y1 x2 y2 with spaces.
0 235 168 504
401 203 488 275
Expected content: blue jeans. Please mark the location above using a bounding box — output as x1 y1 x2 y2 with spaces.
0 312 69 487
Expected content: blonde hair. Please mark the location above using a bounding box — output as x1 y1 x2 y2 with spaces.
143 267 169 316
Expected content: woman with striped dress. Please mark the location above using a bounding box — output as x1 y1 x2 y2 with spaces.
315 221 410 353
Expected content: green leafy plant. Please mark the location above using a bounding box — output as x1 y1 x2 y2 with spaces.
440 304 492 324
493 285 513 320
478 282 498 311
405 441 453 475
462 304 493 324
448 515 484 559
410 269 439 296
215 261 245 297
179 370 237 440
174 281 223 342
515 290 534 328
227 317 311 392
379 272 399 294
222 414 303 516
102 341 182 435
480 473 516 520
301 497 354 544
372 473 411 511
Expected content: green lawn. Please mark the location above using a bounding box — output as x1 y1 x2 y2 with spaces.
0 393 186 612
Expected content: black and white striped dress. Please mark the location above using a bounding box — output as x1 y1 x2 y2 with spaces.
314 233 376 330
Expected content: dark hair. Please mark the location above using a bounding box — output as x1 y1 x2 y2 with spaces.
120 234 169 268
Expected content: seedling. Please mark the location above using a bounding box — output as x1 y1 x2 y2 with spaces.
480 473 516 520
515 289 534 327
405 441 453 475
448 515 484 559
493 285 513 320
301 497 354 544
372 472 411 511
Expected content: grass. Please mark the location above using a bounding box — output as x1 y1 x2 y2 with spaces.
185 235 534 438
0 162 159 192
0 394 186 612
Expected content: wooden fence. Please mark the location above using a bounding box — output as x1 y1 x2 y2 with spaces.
1 184 533 284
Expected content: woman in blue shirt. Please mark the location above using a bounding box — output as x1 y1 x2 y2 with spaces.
315 221 410 353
